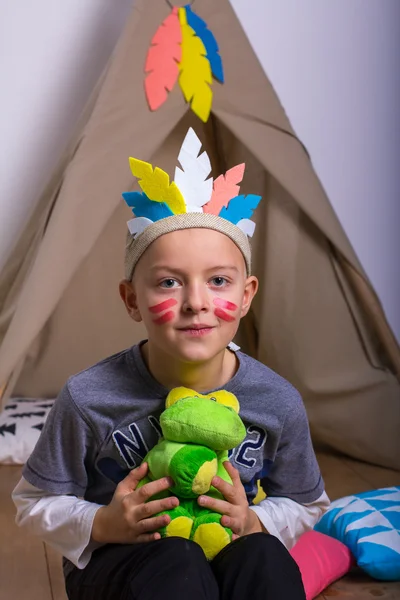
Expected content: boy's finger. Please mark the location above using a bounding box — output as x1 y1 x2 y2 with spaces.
223 461 241 486
221 514 241 534
117 463 149 494
198 495 232 515
211 476 239 504
136 496 179 520
135 513 171 534
135 532 162 544
136 476 173 502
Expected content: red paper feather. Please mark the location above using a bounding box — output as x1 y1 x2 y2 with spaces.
144 8 182 111
203 163 245 215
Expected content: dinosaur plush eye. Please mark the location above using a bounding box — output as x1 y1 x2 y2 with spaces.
207 390 240 413
165 387 240 413
165 386 204 408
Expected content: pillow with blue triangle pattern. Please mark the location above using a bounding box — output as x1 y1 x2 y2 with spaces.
315 486 400 581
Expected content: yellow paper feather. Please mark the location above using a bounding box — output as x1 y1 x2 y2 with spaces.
178 7 213 123
129 158 186 215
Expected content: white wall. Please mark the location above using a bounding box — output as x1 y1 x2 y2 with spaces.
231 0 400 341
0 0 133 270
1 1 399 341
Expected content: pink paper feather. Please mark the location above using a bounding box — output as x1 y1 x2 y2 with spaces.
203 163 245 215
144 8 182 111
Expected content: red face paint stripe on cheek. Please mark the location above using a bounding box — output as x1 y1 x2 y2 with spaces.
149 298 177 314
214 308 236 322
213 298 238 311
153 311 175 325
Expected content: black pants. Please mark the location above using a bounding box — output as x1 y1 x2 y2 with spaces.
66 533 306 600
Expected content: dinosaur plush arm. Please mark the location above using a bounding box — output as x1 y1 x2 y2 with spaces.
145 439 182 480
135 440 180 500
145 439 218 498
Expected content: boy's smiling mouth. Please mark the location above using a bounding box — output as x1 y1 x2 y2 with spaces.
177 324 215 336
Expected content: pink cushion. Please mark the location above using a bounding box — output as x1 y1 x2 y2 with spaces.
290 530 355 600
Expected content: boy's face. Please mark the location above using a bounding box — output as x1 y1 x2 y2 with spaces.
120 228 258 364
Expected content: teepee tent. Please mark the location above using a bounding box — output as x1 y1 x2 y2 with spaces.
0 0 399 469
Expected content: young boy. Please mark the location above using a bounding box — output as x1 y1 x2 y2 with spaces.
12 129 329 600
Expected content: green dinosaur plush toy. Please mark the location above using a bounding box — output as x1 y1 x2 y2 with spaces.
138 386 246 560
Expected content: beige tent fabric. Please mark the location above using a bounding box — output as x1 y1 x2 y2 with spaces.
0 64 110 336
0 0 399 469
214 127 400 470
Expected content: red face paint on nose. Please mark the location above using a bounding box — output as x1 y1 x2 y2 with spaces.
213 298 238 311
149 298 177 313
153 311 175 325
214 308 236 322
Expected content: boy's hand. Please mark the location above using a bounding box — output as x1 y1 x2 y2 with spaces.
198 461 265 540
92 462 179 544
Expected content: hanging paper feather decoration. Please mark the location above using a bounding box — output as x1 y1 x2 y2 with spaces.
218 194 262 225
185 5 224 82
178 8 213 123
129 158 186 215
203 163 245 215
144 6 224 121
174 127 213 212
144 8 182 110
122 191 174 221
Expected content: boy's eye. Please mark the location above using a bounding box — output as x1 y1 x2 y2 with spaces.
160 279 179 289
210 277 227 287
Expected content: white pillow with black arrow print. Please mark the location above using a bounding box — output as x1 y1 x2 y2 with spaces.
0 397 55 465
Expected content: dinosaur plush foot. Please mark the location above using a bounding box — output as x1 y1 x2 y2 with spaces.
159 506 194 540
191 513 232 560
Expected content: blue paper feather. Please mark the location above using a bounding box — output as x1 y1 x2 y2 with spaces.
122 191 173 221
219 194 262 224
185 5 224 83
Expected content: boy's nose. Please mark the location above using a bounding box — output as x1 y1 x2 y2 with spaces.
182 284 210 314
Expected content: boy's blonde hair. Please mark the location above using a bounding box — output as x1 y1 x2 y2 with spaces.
122 128 261 280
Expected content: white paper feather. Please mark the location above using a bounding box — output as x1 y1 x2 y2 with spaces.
236 218 256 237
127 216 153 236
174 127 213 212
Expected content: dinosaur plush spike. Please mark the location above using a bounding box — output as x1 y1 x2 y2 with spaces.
138 388 246 560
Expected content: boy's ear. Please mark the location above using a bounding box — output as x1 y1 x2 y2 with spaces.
119 280 142 322
240 275 258 318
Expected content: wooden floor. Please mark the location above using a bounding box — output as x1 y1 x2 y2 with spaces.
1 450 400 599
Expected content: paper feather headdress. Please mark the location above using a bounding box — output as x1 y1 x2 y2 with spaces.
144 4 223 122
122 127 262 279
